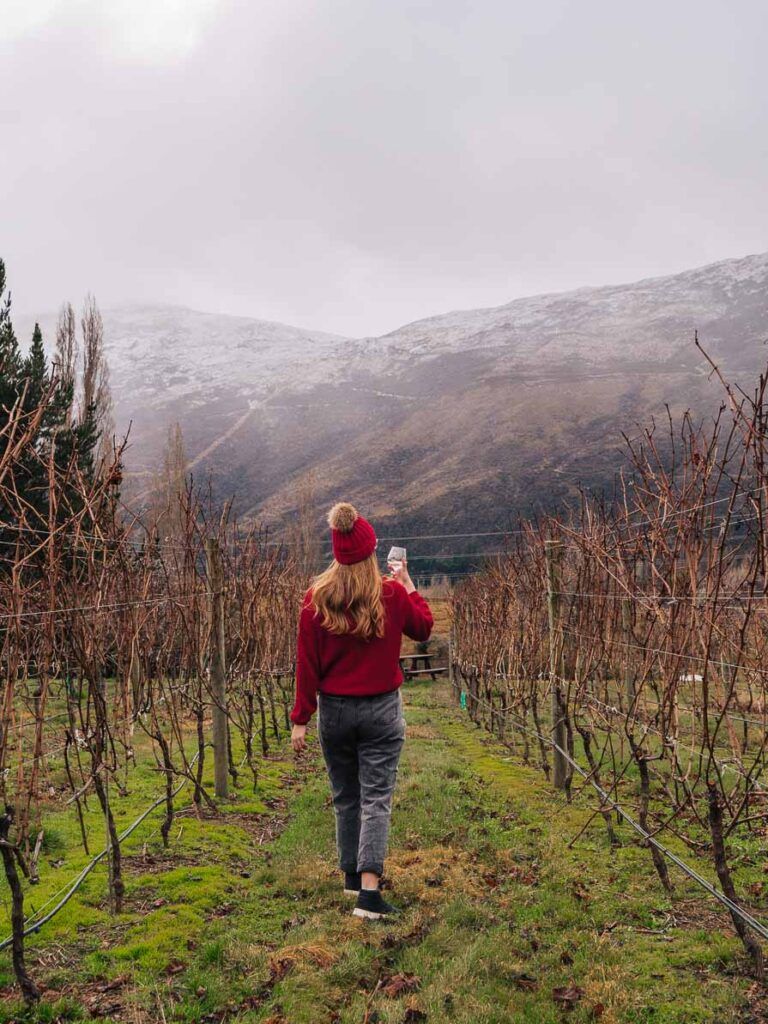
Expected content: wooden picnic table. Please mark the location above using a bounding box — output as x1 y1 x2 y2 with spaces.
399 647 447 681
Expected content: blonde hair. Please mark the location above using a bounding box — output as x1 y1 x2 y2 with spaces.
310 503 386 641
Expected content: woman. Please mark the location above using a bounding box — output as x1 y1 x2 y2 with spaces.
290 501 434 920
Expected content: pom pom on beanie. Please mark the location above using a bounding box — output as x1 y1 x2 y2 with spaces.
328 502 358 533
328 501 377 564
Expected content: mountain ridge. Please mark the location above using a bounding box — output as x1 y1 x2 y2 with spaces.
16 250 768 557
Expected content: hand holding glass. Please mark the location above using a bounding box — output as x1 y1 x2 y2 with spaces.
387 546 407 574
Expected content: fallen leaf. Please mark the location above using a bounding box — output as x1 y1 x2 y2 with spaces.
381 973 421 998
101 975 129 992
553 984 585 1010
507 971 538 991
240 994 264 1011
403 1009 427 1022
509 865 539 885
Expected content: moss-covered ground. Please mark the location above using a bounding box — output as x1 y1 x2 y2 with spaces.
0 680 763 1023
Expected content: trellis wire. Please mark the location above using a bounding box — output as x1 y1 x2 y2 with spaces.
463 690 768 942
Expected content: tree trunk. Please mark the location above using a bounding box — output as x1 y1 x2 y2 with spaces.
576 724 620 847
156 731 175 849
0 810 39 1004
707 784 764 978
630 741 673 892
256 686 269 756
93 773 124 913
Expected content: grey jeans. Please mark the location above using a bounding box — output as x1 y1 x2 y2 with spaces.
318 688 406 877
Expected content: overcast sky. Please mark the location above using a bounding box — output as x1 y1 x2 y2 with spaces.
2 0 767 338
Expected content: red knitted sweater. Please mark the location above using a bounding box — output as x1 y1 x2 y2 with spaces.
290 579 434 725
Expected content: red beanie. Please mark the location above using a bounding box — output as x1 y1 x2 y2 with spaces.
328 502 377 565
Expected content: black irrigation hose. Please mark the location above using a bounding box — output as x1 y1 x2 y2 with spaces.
463 689 768 943
0 753 199 953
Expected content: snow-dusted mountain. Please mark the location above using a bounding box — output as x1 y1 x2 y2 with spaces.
98 304 348 410
19 252 768 545
361 251 768 367
21 304 354 492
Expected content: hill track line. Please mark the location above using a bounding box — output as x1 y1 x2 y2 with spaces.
131 404 257 504
186 404 258 470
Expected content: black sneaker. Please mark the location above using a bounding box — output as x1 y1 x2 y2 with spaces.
352 888 400 920
344 871 361 896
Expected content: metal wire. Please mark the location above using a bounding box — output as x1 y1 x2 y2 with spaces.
0 595 174 623
560 625 768 681
463 689 768 942
0 752 201 952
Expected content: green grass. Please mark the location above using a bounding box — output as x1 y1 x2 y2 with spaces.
0 680 761 1022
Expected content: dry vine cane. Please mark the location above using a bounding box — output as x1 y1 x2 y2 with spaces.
452 346 768 978
0 442 305 1002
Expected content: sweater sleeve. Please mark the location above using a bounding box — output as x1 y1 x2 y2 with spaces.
402 589 434 642
291 598 321 725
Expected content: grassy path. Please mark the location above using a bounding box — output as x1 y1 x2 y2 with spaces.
1 680 760 1023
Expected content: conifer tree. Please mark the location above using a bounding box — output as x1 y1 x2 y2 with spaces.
0 260 22 416
0 260 107 557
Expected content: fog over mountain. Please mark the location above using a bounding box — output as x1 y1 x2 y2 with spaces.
21 251 768 556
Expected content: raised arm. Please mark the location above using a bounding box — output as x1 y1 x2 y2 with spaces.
402 588 434 641
388 560 434 641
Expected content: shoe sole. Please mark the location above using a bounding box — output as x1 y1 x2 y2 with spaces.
352 907 389 920
343 888 360 897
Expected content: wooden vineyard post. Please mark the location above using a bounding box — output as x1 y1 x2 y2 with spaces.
545 539 568 789
128 636 141 759
622 554 638 705
448 633 458 700
622 594 635 705
206 537 229 800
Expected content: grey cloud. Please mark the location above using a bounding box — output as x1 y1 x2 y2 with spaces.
2 0 767 337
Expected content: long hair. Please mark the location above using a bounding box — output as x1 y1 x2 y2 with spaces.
311 551 386 641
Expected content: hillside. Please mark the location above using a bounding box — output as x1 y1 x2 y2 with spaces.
21 252 768 553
